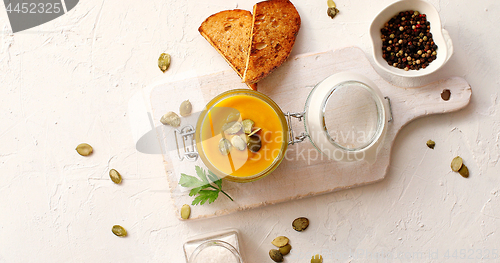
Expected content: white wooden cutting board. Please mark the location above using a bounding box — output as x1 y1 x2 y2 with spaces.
150 47 471 220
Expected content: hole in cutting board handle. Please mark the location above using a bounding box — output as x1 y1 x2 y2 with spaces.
441 89 451 101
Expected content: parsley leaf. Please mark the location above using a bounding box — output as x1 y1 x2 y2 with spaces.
179 166 233 205
179 174 205 188
192 190 220 205
195 166 209 184
208 170 223 189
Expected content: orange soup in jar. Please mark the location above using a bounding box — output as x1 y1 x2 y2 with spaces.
195 89 288 182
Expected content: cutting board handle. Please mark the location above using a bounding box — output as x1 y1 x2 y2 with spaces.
388 77 472 127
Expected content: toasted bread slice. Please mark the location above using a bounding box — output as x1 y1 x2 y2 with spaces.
198 9 257 90
242 0 301 84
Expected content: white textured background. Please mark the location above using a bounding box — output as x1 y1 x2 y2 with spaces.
0 0 499 262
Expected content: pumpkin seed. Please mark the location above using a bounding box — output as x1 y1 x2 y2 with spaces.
271 236 289 247
221 122 234 133
327 6 339 19
160 111 181 127
451 156 463 172
76 143 93 156
158 53 171 73
248 127 262 136
112 225 127 237
327 0 339 20
179 100 192 117
224 111 241 123
231 135 247 151
223 121 242 134
248 134 262 153
311 254 323 263
218 138 232 155
109 169 122 184
269 249 284 262
242 119 255 134
240 133 249 144
459 165 469 178
279 244 292 255
181 204 191 219
292 217 309 232
426 140 435 149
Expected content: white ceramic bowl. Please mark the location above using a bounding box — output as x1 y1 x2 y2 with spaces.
369 0 453 77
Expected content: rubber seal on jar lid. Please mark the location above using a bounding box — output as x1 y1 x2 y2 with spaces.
304 72 389 163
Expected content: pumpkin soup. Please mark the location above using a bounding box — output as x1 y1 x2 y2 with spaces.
198 92 285 179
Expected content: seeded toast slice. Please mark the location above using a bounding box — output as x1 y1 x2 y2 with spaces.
242 0 301 84
198 9 257 90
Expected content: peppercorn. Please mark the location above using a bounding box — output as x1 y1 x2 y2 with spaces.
380 9 438 71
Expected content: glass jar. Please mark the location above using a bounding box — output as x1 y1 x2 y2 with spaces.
195 89 289 183
184 229 243 263
304 72 389 163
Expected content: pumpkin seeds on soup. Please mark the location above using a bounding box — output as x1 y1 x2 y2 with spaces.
76 143 93 156
269 249 284 262
240 133 249 144
242 119 255 134
223 121 242 134
158 53 171 73
248 127 261 136
292 217 309 232
112 225 127 237
109 169 122 184
224 111 240 123
218 138 232 155
160 111 181 127
451 156 463 172
179 100 192 117
248 134 262 153
231 135 247 151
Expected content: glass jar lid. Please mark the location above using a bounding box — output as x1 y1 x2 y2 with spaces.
304 72 388 163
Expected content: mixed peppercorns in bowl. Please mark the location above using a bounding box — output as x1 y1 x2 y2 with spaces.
369 0 453 78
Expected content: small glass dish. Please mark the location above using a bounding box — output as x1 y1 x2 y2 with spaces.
369 0 453 77
183 229 243 263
